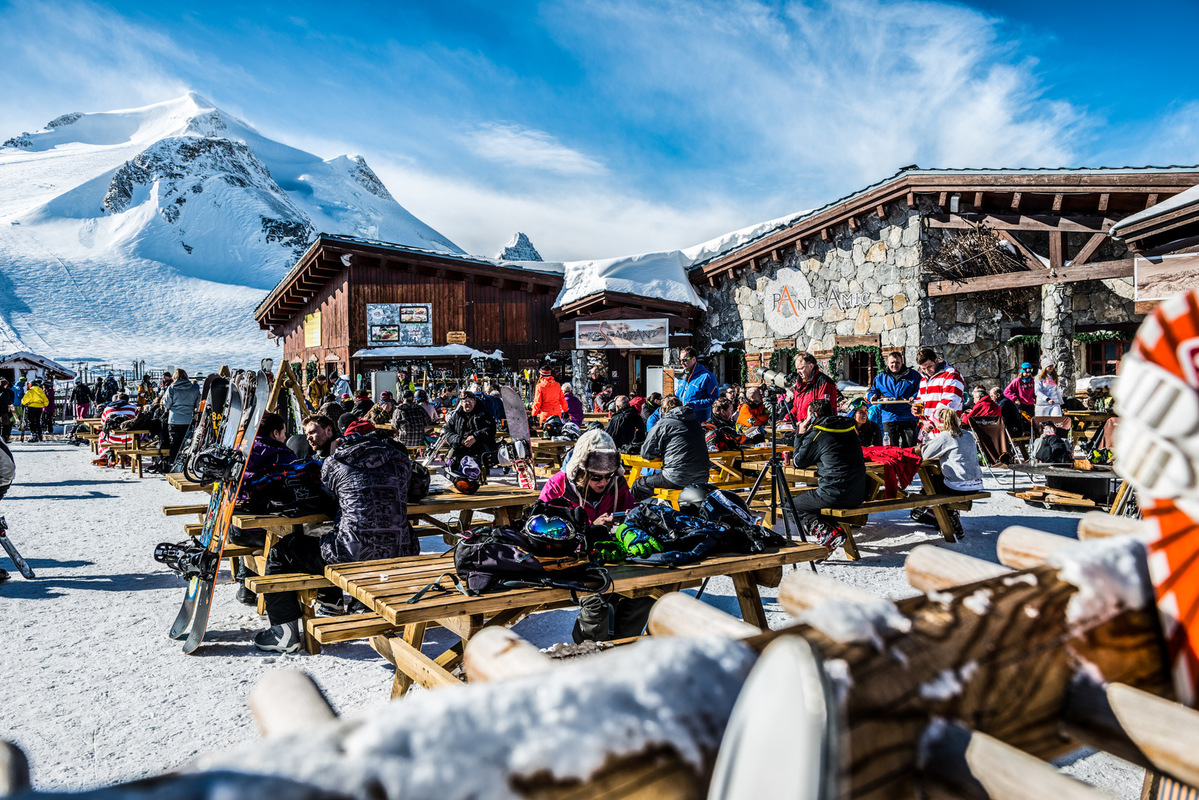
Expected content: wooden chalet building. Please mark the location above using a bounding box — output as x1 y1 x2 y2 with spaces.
685 166 1199 393
254 235 563 385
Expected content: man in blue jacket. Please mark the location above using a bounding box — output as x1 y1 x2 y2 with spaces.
865 350 921 447
676 346 719 423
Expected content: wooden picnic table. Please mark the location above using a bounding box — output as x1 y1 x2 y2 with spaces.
1065 409 1116 448
621 445 793 486
325 542 827 697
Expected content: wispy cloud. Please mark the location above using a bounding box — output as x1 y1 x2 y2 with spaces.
466 123 607 176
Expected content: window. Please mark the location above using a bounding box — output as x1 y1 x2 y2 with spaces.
1022 343 1041 372
846 351 875 387
304 312 321 348
1087 340 1131 376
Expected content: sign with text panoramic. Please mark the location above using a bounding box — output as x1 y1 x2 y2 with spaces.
575 319 669 349
1135 252 1199 302
762 268 872 336
366 303 433 346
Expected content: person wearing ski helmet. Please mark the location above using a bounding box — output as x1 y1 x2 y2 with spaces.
537 429 652 642
444 391 497 468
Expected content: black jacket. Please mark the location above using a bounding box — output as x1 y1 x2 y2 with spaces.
856 420 883 448
444 403 497 452
69 384 93 405
607 406 646 451
792 415 867 504
640 402 658 422
320 434 414 563
1033 434 1072 464
640 405 709 487
0 387 13 411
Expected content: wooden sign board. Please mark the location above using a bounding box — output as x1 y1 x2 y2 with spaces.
447 331 468 345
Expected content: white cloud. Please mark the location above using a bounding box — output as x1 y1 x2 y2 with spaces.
466 123 607 177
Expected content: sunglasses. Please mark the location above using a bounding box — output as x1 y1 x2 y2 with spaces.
587 471 615 481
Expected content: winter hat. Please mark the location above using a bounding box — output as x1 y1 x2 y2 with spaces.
341 393 351 399
539 368 553 377
629 396 646 412
380 391 394 400
460 390 477 401
566 429 621 483
344 419 376 437
1040 354 1056 368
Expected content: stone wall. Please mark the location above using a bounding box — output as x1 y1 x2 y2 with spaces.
697 202 925 369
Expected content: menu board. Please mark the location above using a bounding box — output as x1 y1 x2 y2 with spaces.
367 303 433 346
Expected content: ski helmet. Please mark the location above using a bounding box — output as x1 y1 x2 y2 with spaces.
677 484 720 517
522 513 582 558
447 455 481 494
543 416 564 437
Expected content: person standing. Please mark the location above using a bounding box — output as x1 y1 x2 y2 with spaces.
1004 363 1036 416
531 367 568 425
0 436 12 582
790 352 839 424
160 369 200 462
676 346 719 423
866 350 921 447
561 383 585 425
12 378 26 429
1035 359 1064 416
70 381 93 420
0 380 14 443
21 379 50 442
914 348 965 440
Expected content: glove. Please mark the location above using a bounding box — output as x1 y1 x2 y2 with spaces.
615 523 661 559
591 540 625 563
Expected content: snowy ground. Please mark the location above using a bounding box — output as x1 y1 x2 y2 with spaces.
0 439 1145 796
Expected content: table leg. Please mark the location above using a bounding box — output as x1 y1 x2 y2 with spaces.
730 572 769 630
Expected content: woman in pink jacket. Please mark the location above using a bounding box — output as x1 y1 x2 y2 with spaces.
1003 362 1036 415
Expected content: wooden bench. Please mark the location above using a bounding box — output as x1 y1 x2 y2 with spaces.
116 446 170 478
823 491 990 559
163 503 209 517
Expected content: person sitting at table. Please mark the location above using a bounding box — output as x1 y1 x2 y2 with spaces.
561 383 585 425
592 383 616 414
366 391 396 425
391 390 433 450
737 387 770 431
962 386 1001 424
704 397 746 451
538 429 654 643
641 392 662 425
254 418 413 652
1031 420 1072 464
93 392 138 466
632 396 709 501
852 404 883 447
230 412 328 605
302 414 341 459
606 395 646 453
911 407 983 538
991 386 1027 439
790 398 866 554
445 391 497 470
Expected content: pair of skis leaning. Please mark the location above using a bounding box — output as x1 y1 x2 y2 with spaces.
161 371 268 654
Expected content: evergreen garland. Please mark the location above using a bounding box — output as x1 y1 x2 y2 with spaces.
737 350 749 385
830 344 883 382
1003 334 1041 349
770 347 798 373
1073 330 1127 344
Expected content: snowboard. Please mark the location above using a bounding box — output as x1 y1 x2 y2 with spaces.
420 432 449 467
165 376 244 640
170 373 217 474
181 370 268 654
181 375 230 482
0 517 35 579
499 386 537 490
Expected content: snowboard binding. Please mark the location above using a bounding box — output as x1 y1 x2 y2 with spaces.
154 541 215 581
188 445 246 483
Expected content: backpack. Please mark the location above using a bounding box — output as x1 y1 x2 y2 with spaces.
445 525 610 597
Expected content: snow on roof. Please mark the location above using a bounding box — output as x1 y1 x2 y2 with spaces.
1110 182 1199 237
0 350 75 378
550 209 809 311
352 345 502 360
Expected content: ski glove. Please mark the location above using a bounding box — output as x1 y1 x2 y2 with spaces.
614 523 661 559
591 540 625 563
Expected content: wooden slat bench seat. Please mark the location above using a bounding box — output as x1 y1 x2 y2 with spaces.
822 491 990 560
307 612 395 645
117 447 170 478
244 573 334 593
163 503 209 516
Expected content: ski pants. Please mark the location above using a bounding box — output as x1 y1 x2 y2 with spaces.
792 487 863 532
572 594 655 643
263 534 341 625
25 407 42 440
166 423 190 462
882 420 918 448
75 403 90 420
631 471 679 501
0 407 11 442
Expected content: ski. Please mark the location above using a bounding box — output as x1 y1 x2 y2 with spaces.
499 386 537 490
181 370 269 654
0 517 35 579
420 432 448 467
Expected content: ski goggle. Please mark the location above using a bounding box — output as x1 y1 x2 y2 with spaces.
525 514 575 542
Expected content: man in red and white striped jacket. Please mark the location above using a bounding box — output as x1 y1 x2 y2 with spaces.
914 348 964 440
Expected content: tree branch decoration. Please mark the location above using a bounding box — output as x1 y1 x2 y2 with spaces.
1074 330 1128 344
922 224 1036 320
1003 334 1042 349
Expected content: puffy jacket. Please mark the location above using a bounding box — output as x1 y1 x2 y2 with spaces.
319 434 414 563
678 363 719 422
792 415 867 504
1035 379 1064 415
640 405 710 487
538 470 636 526
790 372 838 422
866 366 920 423
736 402 770 430
0 438 14 497
13 381 25 405
962 396 1001 423
69 383 93 405
531 377 567 422
564 393 585 424
606 406 646 451
160 379 200 425
0 387 13 411
1004 377 1035 407
238 434 324 509
21 386 49 409
444 403 497 452
479 393 506 424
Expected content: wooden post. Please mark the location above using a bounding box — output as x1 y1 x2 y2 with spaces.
463 627 555 683
996 526 1075 569
904 545 1011 592
1078 512 1148 541
248 669 338 737
647 592 761 639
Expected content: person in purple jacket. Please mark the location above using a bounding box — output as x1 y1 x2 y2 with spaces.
1003 362 1036 416
561 383 585 424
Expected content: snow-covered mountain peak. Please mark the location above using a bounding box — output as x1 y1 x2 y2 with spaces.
498 232 543 262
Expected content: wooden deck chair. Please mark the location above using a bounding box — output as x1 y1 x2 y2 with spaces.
968 417 1012 478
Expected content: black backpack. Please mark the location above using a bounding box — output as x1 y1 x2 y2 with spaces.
451 525 610 596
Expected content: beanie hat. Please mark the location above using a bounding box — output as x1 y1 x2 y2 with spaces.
1020 362 1031 371
460 390 477 401
344 419 375 437
539 368 553 377
1040 354 1055 368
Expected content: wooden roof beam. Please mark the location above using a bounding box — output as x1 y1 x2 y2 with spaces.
997 230 1047 270
906 191 915 208
875 204 886 219
1048 232 1065 269
1052 194 1063 213
926 213 1114 233
937 192 947 209
927 258 1134 296
1070 233 1107 267
1011 192 1022 210
973 192 983 209
847 215 858 231
1146 193 1159 209
1098 193 1110 212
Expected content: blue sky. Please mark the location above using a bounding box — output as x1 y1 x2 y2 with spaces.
2 0 1197 261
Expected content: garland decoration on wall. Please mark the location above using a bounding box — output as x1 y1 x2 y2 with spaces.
1003 334 1042 349
770 348 798 373
829 345 884 382
1073 330 1126 344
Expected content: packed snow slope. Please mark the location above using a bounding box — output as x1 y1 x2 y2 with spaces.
0 93 463 370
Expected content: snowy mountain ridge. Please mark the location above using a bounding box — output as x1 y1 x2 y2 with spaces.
0 93 463 369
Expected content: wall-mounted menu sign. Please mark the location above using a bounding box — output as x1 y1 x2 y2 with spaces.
367 303 433 346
